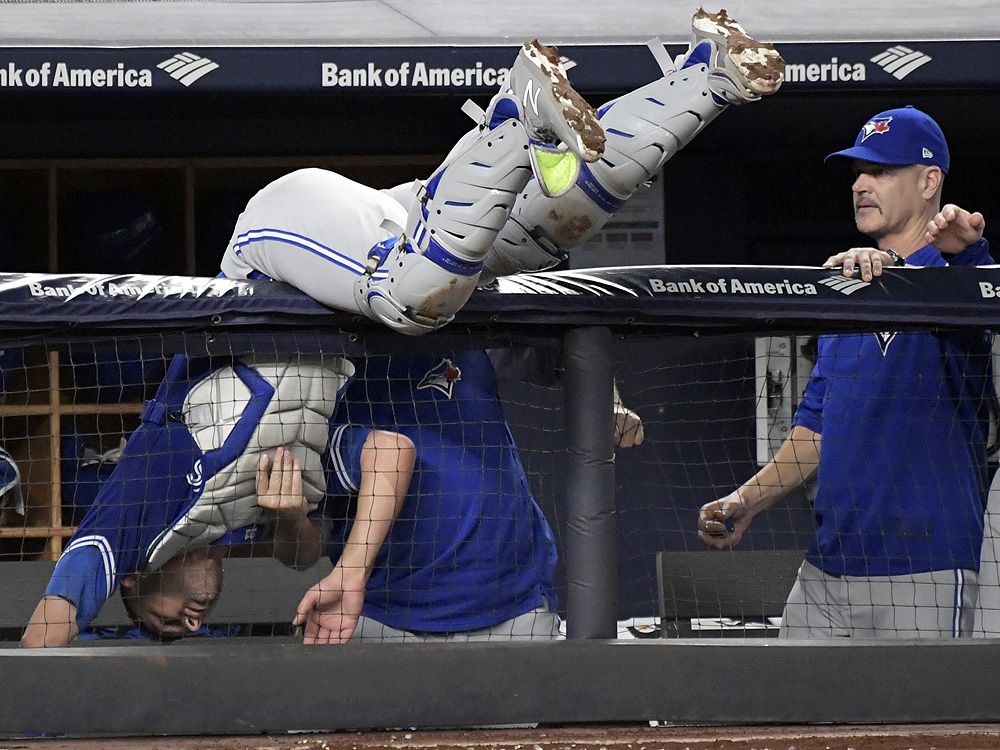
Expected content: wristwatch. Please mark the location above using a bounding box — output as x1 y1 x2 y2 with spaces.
884 248 906 266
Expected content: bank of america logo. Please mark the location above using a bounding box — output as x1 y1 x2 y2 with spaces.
819 276 870 296
869 45 932 80
157 52 220 87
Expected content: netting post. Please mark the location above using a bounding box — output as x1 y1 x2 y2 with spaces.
562 325 617 639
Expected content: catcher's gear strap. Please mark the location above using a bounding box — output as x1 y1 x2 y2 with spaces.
145 356 353 570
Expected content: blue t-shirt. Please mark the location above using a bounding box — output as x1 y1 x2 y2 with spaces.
45 355 270 631
794 241 994 576
327 350 558 633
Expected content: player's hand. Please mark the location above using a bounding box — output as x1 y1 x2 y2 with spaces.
293 567 367 645
614 403 645 448
925 204 985 255
822 247 892 281
256 446 307 517
697 491 751 550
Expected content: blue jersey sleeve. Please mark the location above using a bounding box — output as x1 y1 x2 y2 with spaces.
44 544 113 630
792 363 825 434
326 424 372 496
948 238 993 267
907 239 993 268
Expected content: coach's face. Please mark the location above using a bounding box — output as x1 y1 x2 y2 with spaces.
850 159 940 241
123 549 224 638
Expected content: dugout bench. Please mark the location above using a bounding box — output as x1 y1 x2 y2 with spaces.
1 549 806 642
657 548 804 637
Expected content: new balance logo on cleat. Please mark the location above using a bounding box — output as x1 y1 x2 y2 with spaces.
158 52 220 87
870 46 932 80
522 79 541 118
819 276 870 295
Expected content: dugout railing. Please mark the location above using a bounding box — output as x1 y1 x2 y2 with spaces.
3 265 1000 734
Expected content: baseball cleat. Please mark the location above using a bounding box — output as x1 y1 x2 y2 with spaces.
689 8 784 103
506 40 606 163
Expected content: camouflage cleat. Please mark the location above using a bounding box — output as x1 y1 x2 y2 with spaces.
690 8 785 103
506 39 606 163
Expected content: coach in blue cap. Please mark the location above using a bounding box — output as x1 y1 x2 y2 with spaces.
826 104 950 172
699 105 996 640
820 105 967 272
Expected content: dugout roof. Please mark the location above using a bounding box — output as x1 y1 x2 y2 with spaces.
0 0 995 97
0 0 994 47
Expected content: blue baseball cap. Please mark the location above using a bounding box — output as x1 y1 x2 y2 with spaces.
825 105 950 173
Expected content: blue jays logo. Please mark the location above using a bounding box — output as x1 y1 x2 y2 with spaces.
417 358 462 398
860 116 892 142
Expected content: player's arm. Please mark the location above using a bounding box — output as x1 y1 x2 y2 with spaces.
699 424 820 550
21 542 113 648
21 596 79 647
333 429 414 585
294 429 415 644
824 206 989 279
613 381 644 449
256 446 325 570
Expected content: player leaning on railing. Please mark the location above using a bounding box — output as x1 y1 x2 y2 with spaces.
219 9 783 332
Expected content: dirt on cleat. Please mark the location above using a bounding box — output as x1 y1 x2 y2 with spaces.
523 40 606 162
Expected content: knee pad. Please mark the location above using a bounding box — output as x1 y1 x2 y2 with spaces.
481 174 616 280
481 202 570 284
354 236 481 335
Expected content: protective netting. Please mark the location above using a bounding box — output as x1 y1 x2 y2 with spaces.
7 332 574 644
4 310 999 644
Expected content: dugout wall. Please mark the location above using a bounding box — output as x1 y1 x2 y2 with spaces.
1 8 1000 734
2 265 1000 733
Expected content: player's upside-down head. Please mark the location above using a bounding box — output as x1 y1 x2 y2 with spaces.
119 546 224 641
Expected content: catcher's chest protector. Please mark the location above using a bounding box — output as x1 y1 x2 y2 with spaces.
145 356 353 570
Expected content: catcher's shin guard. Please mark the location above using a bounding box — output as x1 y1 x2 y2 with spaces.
482 53 725 282
355 106 533 334
357 39 604 333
